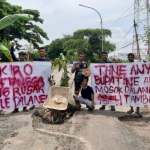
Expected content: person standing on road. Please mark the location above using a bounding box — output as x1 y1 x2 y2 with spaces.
127 53 142 117
29 47 52 110
0 50 16 115
99 51 116 111
71 52 88 109
10 42 29 113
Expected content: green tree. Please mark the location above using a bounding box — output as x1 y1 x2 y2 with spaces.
0 0 49 49
63 39 89 61
46 39 65 60
63 29 115 62
29 50 39 60
0 14 33 61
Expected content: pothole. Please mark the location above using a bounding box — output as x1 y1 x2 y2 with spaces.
118 113 150 127
31 106 89 150
32 104 77 124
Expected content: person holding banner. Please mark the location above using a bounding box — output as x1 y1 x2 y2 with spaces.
10 42 29 113
29 47 51 110
74 77 95 111
0 50 19 115
127 53 142 117
71 52 88 110
99 51 116 111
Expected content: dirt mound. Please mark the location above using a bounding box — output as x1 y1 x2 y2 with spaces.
118 113 150 127
32 104 77 124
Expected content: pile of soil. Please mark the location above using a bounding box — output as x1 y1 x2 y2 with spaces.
32 104 77 124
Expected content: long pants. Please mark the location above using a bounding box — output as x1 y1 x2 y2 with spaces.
74 95 92 108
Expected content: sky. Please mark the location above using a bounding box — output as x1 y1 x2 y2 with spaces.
6 0 147 57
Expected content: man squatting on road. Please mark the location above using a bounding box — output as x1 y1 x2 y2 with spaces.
10 42 29 113
74 77 95 111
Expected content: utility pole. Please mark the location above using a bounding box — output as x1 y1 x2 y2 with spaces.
132 0 149 60
134 19 141 62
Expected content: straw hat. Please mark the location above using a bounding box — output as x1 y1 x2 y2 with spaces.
82 68 91 77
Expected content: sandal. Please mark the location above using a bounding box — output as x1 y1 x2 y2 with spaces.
135 112 143 117
127 109 134 114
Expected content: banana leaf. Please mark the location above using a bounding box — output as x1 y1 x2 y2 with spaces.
0 14 33 30
0 45 10 59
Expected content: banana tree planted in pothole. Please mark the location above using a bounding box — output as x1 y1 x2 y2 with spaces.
53 53 71 87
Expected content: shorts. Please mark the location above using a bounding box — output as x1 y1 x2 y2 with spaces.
74 81 82 91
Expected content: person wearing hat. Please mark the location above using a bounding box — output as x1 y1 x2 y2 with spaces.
127 53 142 117
99 51 116 111
10 42 29 113
71 52 88 109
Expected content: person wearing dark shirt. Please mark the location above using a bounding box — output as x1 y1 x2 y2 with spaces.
99 51 116 111
31 47 49 62
10 42 29 113
29 47 50 110
33 57 49 61
74 77 95 111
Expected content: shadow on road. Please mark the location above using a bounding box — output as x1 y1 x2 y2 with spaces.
74 107 150 128
75 107 127 117
0 110 34 118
